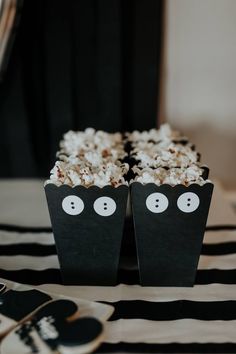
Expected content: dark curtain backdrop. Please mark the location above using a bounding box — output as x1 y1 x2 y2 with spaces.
0 0 163 178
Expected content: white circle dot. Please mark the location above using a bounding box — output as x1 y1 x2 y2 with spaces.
146 193 169 213
177 192 200 213
62 195 84 215
93 197 116 217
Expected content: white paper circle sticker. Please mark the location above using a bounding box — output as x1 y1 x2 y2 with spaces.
177 192 200 213
146 193 169 213
93 196 116 217
62 195 84 215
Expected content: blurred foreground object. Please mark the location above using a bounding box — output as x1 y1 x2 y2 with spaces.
0 0 22 80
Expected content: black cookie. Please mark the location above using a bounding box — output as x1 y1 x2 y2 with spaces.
0 289 52 337
2 300 104 354
36 316 103 350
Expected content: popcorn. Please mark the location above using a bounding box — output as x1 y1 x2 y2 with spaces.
127 124 187 144
45 125 210 188
132 142 198 168
59 128 124 159
45 160 129 188
132 165 210 186
84 151 103 167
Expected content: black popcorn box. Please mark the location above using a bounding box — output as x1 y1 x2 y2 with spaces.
45 184 128 285
131 182 214 287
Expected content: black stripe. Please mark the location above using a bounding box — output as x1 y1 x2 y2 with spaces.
0 242 235 258
107 300 236 321
0 224 52 233
0 224 235 233
0 244 56 256
117 269 140 284
206 225 236 231
1 268 234 286
202 243 236 255
97 342 236 353
118 269 236 285
0 242 235 257
196 270 236 284
1 242 236 257
0 269 62 285
0 240 235 257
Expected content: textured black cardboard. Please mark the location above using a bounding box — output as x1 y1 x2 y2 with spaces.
131 182 214 286
45 184 128 285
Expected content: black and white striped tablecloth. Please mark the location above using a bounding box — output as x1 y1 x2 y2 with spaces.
0 180 236 353
1 225 236 353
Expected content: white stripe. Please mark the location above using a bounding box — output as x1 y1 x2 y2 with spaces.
198 254 236 269
104 319 236 344
0 255 59 270
0 231 55 245
0 230 235 247
0 179 51 227
36 283 236 303
203 230 236 244
207 180 236 226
